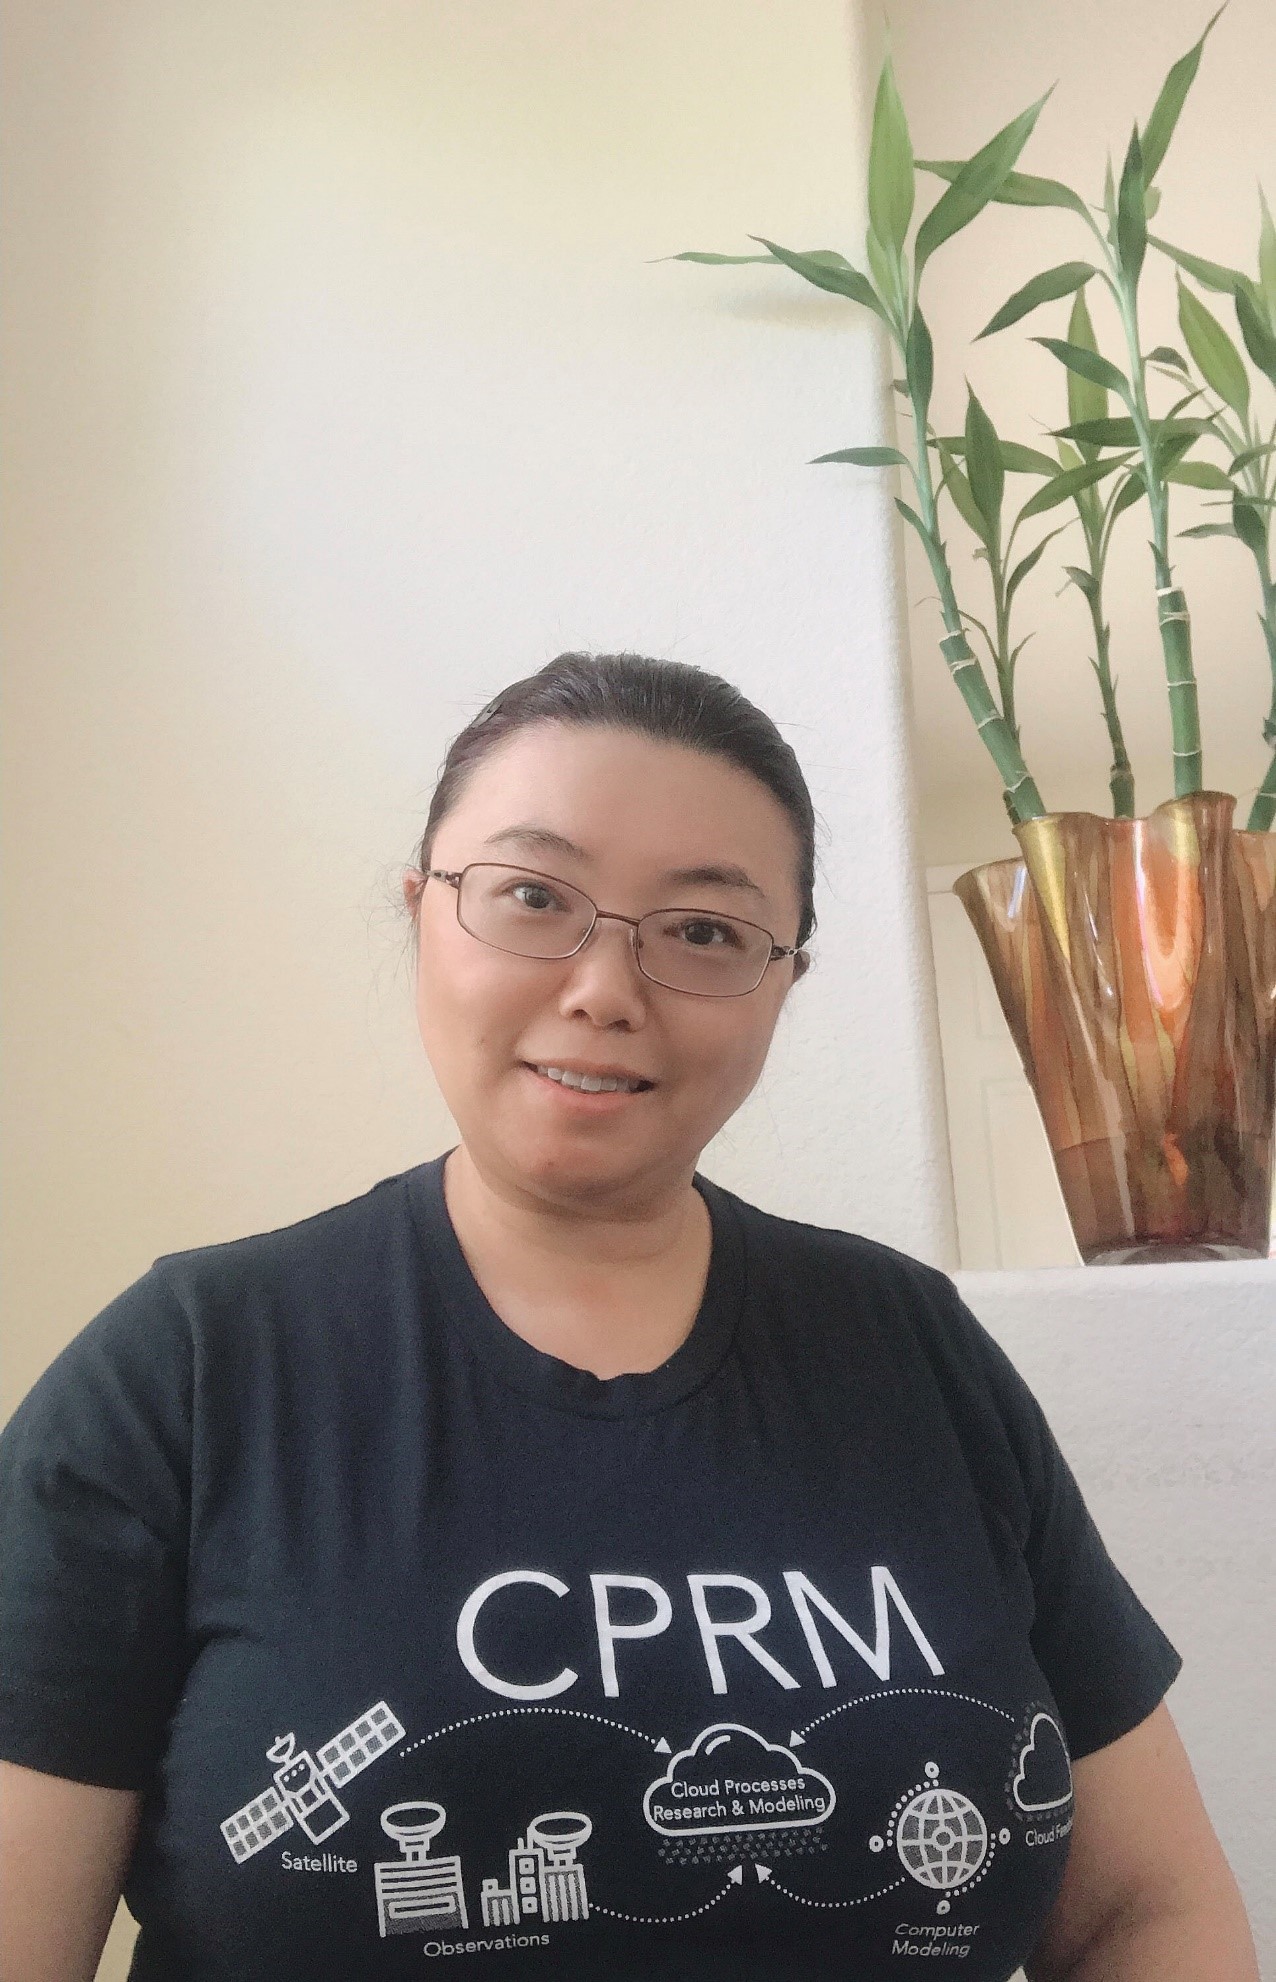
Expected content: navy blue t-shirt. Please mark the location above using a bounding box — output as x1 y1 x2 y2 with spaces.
0 1152 1182 1979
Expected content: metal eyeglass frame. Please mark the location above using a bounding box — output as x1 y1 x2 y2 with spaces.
421 863 806 998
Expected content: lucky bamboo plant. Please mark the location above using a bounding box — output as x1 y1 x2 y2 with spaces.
666 9 1276 832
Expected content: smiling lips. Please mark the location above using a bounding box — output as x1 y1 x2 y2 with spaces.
527 1062 655 1095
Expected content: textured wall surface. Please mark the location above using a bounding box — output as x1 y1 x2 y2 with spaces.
957 1260 1275 1973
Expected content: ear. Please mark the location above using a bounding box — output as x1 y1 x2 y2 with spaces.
791 950 811 983
403 866 426 913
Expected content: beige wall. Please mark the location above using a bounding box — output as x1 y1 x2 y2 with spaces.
882 0 1276 868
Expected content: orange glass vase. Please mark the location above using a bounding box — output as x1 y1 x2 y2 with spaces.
953 791 1276 1263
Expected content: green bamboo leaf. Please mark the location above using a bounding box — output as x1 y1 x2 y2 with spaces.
1035 336 1133 408
915 159 1092 222
1233 497 1268 554
1156 429 1197 474
964 387 1004 541
1019 453 1136 520
1116 128 1147 284
659 250 778 264
1145 186 1162 219
934 437 1059 477
1178 521 1238 539
999 441 1061 476
1260 188 1276 325
1109 471 1147 523
913 90 1053 275
1063 563 1098 601
906 308 934 419
811 446 909 467
1164 460 1235 490
1230 440 1276 474
1147 344 1190 371
865 225 902 322
1065 289 1107 445
1141 7 1224 183
1052 415 1207 449
1075 480 1102 534
1006 526 1065 601
937 440 991 544
976 262 1096 339
1056 439 1084 472
747 237 889 322
869 57 915 254
1103 157 1118 232
1149 235 1246 296
1235 282 1276 388
1177 279 1250 416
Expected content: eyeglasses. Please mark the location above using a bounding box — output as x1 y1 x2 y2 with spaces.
420 862 805 998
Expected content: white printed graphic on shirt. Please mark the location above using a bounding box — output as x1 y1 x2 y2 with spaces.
455 1566 946 1701
1012 1712 1073 1812
642 1724 835 1838
375 1800 469 1935
478 1810 593 1927
220 1700 406 1863
365 1794 596 1937
865 1759 998 1915
388 1692 1051 1930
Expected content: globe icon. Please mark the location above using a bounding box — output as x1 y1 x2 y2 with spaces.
895 1787 988 1889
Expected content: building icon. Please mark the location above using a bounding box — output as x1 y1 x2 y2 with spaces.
375 1801 469 1937
479 1811 592 1927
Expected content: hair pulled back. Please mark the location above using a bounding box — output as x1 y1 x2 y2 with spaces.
406 651 817 949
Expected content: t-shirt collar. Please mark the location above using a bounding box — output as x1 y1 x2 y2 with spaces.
405 1148 746 1418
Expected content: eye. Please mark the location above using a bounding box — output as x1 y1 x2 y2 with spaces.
671 917 744 950
509 880 567 912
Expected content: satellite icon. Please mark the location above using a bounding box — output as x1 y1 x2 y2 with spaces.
220 1700 406 1863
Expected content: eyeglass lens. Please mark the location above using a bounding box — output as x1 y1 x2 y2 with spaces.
456 864 773 995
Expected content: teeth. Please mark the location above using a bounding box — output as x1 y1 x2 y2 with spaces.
536 1065 645 1094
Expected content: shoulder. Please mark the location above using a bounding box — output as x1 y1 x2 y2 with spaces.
710 1175 974 1340
150 1164 415 1314
3 1165 419 1455
711 1178 1035 1475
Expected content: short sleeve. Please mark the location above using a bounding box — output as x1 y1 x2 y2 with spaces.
916 1267 1183 1763
0 1266 192 1790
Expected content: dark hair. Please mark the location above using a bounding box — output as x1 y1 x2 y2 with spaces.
404 651 818 949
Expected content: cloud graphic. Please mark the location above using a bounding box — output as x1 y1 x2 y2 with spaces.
1013 1714 1073 1813
643 1723 835 1838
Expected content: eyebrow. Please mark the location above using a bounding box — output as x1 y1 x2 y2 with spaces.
480 824 768 901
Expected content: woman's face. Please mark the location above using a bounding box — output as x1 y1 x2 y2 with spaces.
406 722 809 1210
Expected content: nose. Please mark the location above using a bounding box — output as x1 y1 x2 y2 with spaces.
555 914 649 1025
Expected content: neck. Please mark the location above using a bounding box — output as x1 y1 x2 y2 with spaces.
441 1144 713 1377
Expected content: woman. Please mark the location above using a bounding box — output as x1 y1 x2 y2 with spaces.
0 652 1259 1981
